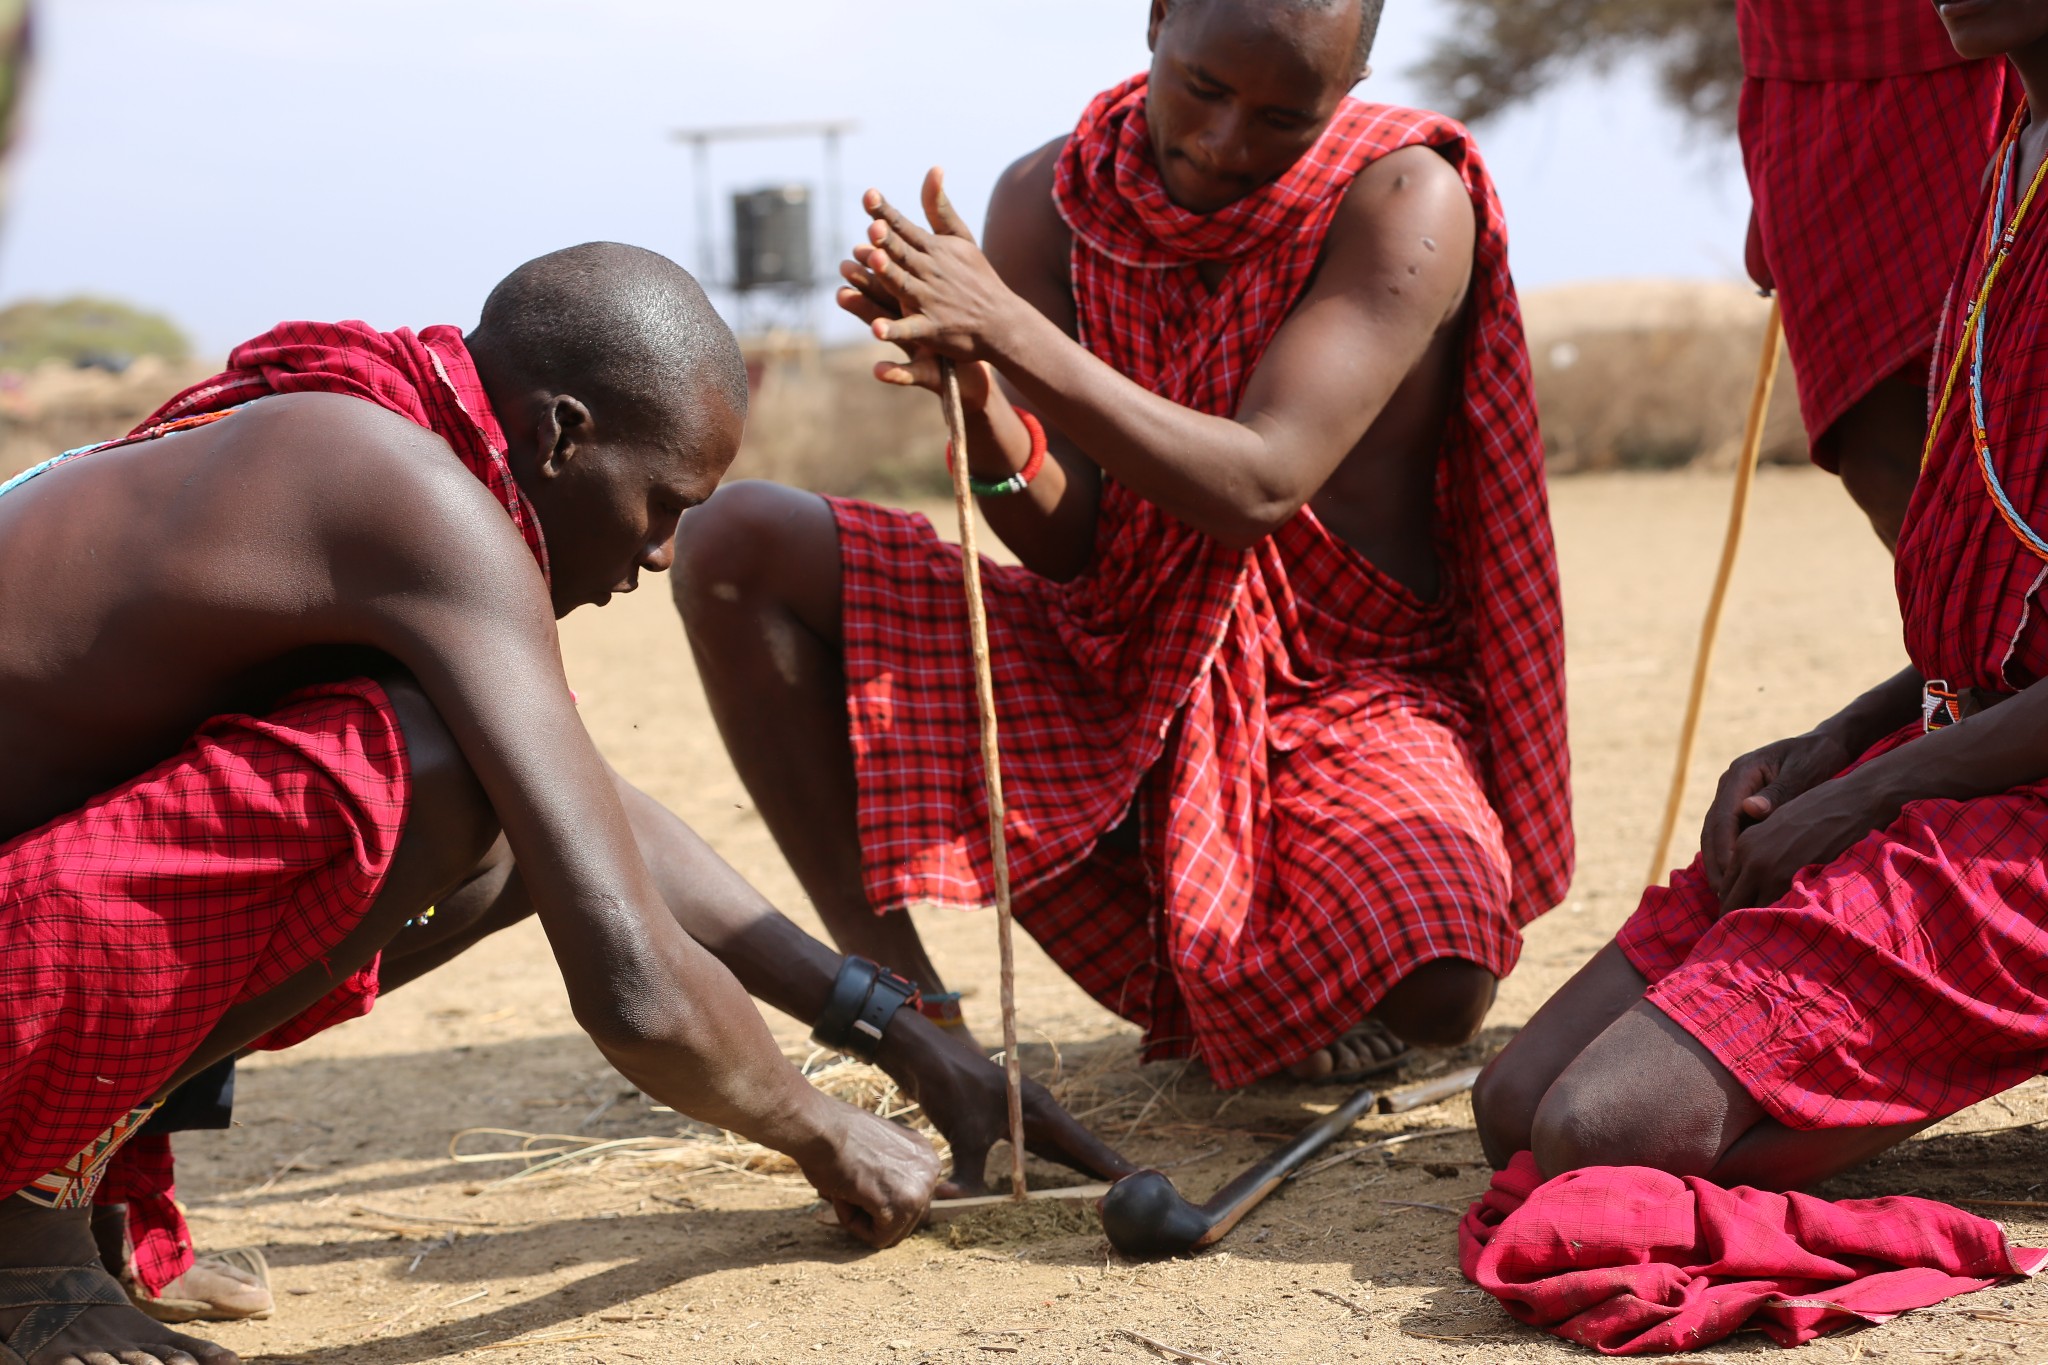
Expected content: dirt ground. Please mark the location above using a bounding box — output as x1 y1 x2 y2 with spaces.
170 469 2048 1364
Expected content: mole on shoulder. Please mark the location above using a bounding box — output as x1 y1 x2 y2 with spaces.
1393 173 1409 190
1421 236 1438 252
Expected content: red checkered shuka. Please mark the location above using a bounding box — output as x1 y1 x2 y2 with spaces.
1741 58 2016 458
0 681 410 1202
1616 121 2048 1131
1737 0 1970 80
832 77 1568 1088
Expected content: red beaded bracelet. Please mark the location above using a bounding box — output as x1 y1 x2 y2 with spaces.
946 408 1047 497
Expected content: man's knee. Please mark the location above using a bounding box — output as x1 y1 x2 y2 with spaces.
381 676 498 872
1472 1051 1551 1168
672 479 833 625
1374 957 1496 1048
1527 1072 1716 1178
1525 1006 1743 1178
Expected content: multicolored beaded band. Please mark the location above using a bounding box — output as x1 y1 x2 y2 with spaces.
916 990 968 1030
18 1098 165 1209
947 408 1047 498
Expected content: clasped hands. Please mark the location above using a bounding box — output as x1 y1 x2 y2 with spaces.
1700 728 1893 912
836 167 1022 406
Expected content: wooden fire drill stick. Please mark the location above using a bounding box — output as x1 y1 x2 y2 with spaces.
937 356 1029 1201
1646 299 1784 886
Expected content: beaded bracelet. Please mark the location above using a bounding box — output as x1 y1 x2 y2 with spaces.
947 409 1048 498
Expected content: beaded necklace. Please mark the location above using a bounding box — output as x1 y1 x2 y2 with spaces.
1925 105 2048 562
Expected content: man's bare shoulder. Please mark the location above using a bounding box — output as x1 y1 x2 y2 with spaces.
986 136 1075 329
992 135 1069 210
1319 143 1478 324
231 393 528 558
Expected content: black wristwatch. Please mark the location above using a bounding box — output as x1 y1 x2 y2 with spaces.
811 956 920 1062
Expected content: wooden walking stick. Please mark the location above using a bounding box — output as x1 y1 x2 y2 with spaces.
936 356 1029 1201
1646 299 1784 886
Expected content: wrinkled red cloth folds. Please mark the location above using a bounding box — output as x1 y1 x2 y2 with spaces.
834 76 1566 1087
1461 1153 2048 1354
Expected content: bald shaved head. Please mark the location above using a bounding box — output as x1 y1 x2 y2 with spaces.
468 242 748 437
1163 0 1382 72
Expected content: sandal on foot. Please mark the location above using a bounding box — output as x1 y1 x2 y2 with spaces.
1327 1045 1413 1084
0 1263 132 1365
128 1246 272 1324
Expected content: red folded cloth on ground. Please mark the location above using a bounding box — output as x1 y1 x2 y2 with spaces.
1461 1152 2048 1354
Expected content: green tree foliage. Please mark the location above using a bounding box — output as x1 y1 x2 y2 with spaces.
0 295 191 370
1416 0 1741 133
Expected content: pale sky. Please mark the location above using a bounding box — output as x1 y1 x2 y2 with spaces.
0 1 1753 354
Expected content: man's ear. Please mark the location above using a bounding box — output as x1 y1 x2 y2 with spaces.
534 395 593 480
1147 0 1169 52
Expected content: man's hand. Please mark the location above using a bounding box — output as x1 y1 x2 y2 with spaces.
1700 730 1856 898
793 1097 941 1249
1717 774 1895 912
851 168 1029 363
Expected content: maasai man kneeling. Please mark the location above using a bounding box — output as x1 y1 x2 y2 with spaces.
0 244 1127 1365
1473 1 2048 1190
1739 0 2016 549
674 0 1570 1089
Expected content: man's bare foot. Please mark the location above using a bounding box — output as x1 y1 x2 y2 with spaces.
0 1198 236 1365
1287 1018 1412 1083
879 1013 1137 1197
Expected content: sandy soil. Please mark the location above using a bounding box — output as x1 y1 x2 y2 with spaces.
166 469 2048 1365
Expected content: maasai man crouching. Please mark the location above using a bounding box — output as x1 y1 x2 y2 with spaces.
1472 0 2048 1190
0 244 1126 1365
1739 0 2016 548
675 0 1570 1089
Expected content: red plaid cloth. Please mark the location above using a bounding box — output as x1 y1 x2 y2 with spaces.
96 1136 185 1296
0 681 409 1202
1737 0 1970 79
1461 1152 2047 1354
833 77 1567 1088
1618 122 2048 1130
1741 60 2016 458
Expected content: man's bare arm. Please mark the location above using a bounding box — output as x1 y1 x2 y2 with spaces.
307 406 934 1237
854 147 1475 550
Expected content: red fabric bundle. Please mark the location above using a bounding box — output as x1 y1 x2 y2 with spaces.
1462 1153 2048 1354
831 76 1566 1087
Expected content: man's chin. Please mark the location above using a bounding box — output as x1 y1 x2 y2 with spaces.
1161 168 1258 216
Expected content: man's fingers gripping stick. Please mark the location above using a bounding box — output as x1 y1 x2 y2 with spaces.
939 356 1030 1201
